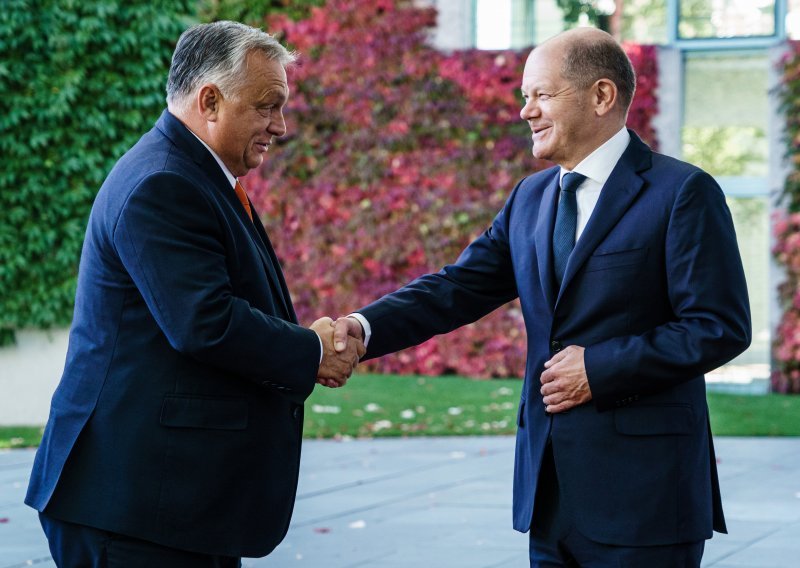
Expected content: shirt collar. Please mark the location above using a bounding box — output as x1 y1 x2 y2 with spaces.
187 129 237 188
559 127 631 185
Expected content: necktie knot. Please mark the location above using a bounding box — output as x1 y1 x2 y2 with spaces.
560 171 586 194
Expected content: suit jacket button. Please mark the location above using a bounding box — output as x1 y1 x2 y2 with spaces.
550 340 562 352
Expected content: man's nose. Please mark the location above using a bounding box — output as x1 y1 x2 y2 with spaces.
269 110 287 137
520 99 539 121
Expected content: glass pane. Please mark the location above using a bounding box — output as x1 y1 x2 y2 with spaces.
510 0 535 48
476 0 512 49
682 52 768 177
534 0 566 44
713 197 771 380
706 196 770 391
621 0 668 44
682 51 771 388
679 0 776 39
788 0 800 39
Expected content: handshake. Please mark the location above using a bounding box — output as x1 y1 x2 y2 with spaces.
310 316 366 388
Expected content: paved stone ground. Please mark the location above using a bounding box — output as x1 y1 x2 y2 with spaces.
2 437 799 567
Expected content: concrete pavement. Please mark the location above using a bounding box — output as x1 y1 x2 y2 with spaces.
2 436 799 567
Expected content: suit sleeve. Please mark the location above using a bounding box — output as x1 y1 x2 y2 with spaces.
584 171 752 410
114 171 319 402
359 182 524 359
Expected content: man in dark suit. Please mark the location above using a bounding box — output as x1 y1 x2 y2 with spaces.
332 27 751 566
26 21 363 566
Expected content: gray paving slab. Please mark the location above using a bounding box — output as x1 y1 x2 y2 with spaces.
1 437 799 567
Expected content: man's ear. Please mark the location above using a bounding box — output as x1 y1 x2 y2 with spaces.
593 78 618 117
197 84 222 121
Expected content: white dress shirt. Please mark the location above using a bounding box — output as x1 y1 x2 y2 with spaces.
190 130 236 188
352 127 632 347
560 127 630 241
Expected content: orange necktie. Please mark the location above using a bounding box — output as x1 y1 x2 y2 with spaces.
234 179 253 222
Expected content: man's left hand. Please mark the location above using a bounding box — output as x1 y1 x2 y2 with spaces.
540 345 592 413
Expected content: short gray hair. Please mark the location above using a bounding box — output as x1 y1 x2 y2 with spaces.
561 34 636 113
166 21 296 111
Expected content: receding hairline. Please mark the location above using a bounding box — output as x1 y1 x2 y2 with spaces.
528 28 635 111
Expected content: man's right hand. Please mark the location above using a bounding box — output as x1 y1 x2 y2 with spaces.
333 316 364 353
311 317 365 388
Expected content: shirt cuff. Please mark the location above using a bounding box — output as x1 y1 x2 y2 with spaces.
348 313 371 347
314 332 323 365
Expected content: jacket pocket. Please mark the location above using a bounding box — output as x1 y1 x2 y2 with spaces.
614 404 693 436
583 247 647 273
160 395 248 431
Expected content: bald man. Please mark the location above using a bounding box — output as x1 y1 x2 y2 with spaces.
334 28 750 567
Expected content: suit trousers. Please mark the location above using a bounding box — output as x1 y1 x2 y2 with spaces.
528 443 705 568
39 512 241 568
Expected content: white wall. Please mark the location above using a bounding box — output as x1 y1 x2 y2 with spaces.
651 47 682 159
0 329 67 425
418 0 475 50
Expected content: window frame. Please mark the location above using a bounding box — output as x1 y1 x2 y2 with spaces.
670 0 786 48
679 48 773 197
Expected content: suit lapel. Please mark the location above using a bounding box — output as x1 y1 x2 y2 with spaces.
555 132 651 306
534 170 561 309
251 213 296 322
155 110 295 321
232 194 294 321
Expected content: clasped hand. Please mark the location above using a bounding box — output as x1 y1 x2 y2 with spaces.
540 345 592 413
311 317 365 388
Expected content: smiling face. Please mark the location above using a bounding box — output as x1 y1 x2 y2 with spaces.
519 41 598 171
205 51 289 177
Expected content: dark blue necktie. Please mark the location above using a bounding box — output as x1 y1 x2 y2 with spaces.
552 172 586 287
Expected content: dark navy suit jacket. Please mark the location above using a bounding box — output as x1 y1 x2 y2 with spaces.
359 131 751 546
25 110 320 557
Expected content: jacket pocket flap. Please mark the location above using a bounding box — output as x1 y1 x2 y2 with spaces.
614 405 693 436
160 395 248 430
584 247 647 272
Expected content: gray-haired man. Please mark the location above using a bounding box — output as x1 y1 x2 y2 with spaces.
26 21 363 566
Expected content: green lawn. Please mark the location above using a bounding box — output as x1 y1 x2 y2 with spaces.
3 374 799 448
304 374 523 438
0 425 45 449
707 390 800 436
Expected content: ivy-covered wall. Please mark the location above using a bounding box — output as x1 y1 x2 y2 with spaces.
772 41 800 393
0 0 194 344
0 1 660 378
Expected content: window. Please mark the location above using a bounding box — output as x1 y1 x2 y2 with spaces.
682 51 771 371
621 0 669 44
682 52 769 179
679 0 777 39
534 0 565 44
475 0 513 49
474 0 536 49
727 196 771 368
788 0 800 38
